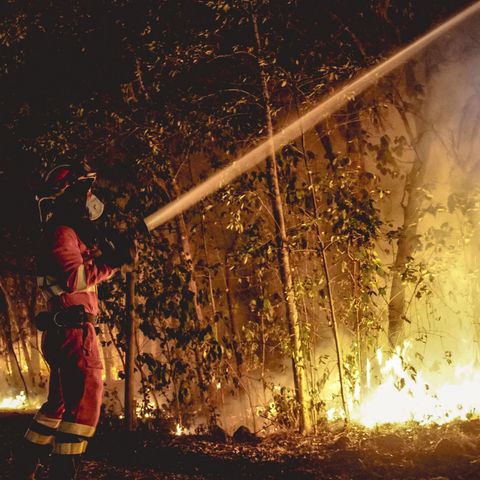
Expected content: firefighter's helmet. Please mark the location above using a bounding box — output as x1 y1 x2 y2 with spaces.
42 162 97 199
37 161 103 224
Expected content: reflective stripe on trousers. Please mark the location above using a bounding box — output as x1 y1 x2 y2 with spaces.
26 322 103 456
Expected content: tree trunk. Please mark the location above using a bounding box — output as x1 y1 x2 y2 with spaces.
223 255 242 373
201 216 218 338
18 333 35 388
125 270 137 431
15 277 37 388
388 92 432 346
171 176 208 401
298 118 349 421
134 325 161 411
0 278 30 397
314 123 337 167
29 324 42 383
106 321 126 371
26 280 44 385
252 13 312 433
220 248 256 429
99 329 113 384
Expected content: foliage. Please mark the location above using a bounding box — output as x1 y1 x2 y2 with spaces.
0 0 476 432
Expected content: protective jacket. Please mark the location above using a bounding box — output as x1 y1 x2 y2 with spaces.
39 225 115 315
24 224 115 459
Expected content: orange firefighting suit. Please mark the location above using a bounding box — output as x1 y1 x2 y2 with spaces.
24 225 115 456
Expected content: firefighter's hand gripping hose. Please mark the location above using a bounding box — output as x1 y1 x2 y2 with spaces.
96 229 138 269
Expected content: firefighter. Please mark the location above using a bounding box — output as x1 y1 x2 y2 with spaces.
14 162 135 479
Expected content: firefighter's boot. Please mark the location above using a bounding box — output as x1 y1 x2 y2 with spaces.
12 440 48 479
49 454 82 480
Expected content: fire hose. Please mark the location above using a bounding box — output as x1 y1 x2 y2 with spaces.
142 1 480 232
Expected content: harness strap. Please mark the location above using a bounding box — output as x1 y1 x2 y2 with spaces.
37 274 97 301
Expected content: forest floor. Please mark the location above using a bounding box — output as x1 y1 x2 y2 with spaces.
2 411 480 479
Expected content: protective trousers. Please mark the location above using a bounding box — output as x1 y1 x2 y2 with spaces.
23 322 103 478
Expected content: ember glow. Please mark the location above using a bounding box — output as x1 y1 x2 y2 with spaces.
349 342 480 427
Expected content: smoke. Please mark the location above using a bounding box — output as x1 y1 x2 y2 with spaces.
343 13 480 425
400 17 480 364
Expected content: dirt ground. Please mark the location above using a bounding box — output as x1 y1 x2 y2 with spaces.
3 411 480 479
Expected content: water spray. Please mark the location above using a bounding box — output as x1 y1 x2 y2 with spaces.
143 1 480 232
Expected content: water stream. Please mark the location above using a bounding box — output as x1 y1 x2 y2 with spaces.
144 1 480 231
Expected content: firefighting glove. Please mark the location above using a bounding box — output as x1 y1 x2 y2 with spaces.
34 305 86 331
98 230 137 268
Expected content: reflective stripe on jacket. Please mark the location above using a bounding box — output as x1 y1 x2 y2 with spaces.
38 225 116 315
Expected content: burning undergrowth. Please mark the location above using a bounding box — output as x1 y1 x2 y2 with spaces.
0 390 42 412
346 341 480 428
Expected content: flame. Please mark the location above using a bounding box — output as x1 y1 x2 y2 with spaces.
0 391 27 409
175 423 188 435
350 342 480 427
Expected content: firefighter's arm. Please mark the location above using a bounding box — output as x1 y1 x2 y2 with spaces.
52 226 116 292
97 230 138 269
